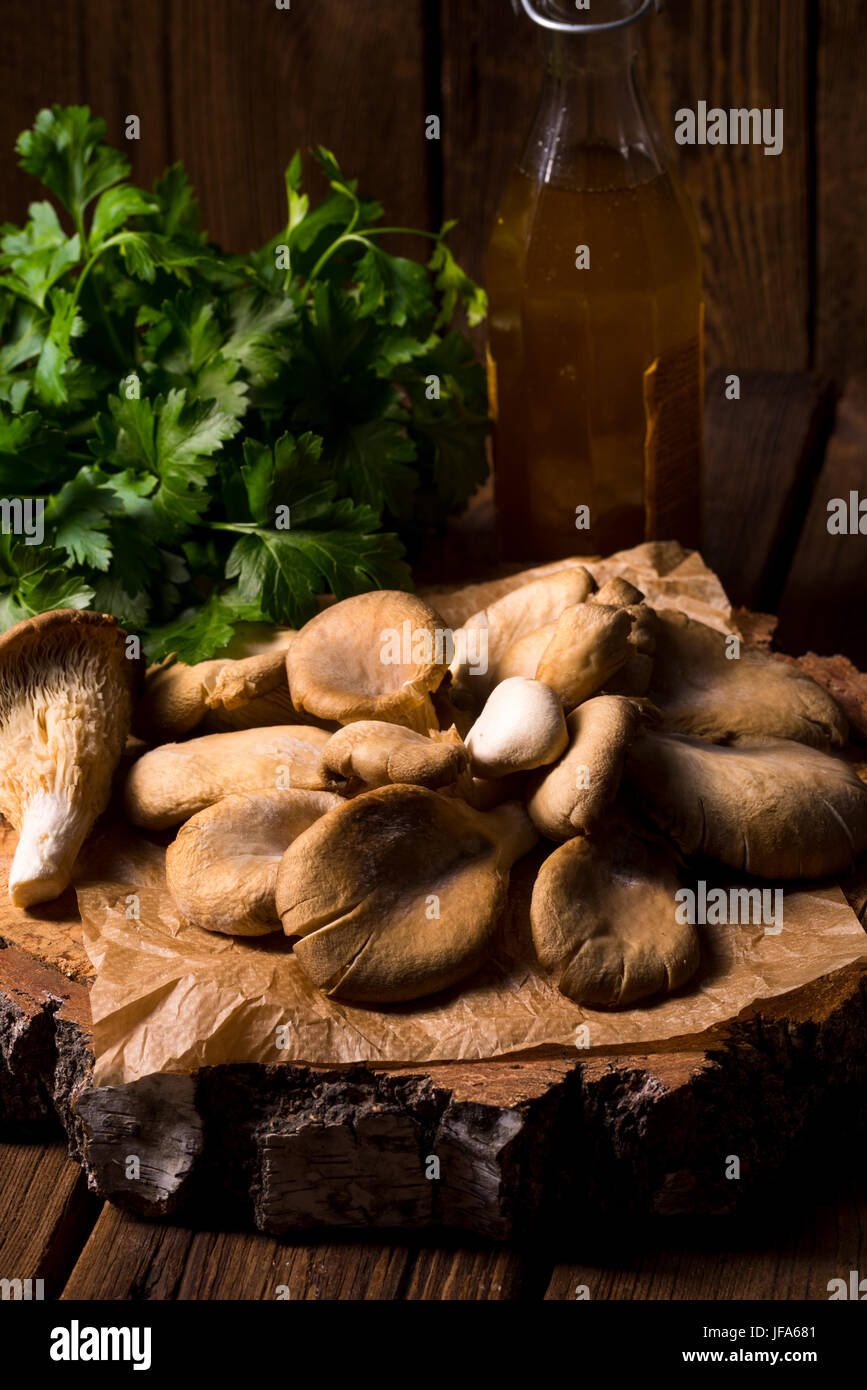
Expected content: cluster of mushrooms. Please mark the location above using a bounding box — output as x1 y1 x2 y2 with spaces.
1 561 867 1013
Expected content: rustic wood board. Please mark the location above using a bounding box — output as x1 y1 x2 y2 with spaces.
0 1141 100 1298
702 369 835 610
1 650 866 1239
776 374 867 668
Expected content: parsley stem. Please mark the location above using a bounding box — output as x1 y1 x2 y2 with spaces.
71 234 134 365
307 225 443 283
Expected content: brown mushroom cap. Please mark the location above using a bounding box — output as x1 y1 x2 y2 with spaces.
134 628 297 742
166 788 343 935
647 609 848 747
287 591 450 732
526 695 643 839
319 720 469 791
626 730 867 878
535 603 634 710
0 610 141 906
124 725 334 829
276 784 537 1003
531 820 700 1008
450 566 597 707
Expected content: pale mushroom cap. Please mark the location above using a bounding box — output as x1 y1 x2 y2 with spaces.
124 724 333 829
450 566 596 705
647 609 848 747
535 603 634 710
465 677 568 778
320 720 469 790
526 695 642 839
0 610 140 907
166 787 343 935
287 590 450 731
495 624 557 684
276 784 537 1003
591 577 645 608
531 821 700 1008
626 731 867 879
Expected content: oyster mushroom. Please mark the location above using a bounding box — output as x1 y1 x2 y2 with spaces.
535 603 634 710
276 784 538 1003
0 610 142 906
626 731 867 879
531 820 700 1008
450 566 596 709
166 787 343 935
287 591 450 733
124 725 334 829
527 695 643 839
319 721 469 791
134 626 298 742
465 677 568 778
589 578 659 697
647 610 847 748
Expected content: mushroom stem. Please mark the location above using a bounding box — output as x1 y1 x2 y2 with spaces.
482 800 539 868
9 792 92 907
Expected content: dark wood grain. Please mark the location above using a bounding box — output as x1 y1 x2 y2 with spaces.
776 373 867 665
164 0 432 253
0 0 172 226
60 1202 414 1299
0 1141 100 1298
702 368 835 609
645 0 811 372
402 1243 535 1300
544 1171 867 1301
815 0 867 378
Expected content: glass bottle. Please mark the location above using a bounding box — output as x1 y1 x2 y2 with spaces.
486 0 703 560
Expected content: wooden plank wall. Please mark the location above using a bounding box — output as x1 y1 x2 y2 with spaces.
0 0 864 378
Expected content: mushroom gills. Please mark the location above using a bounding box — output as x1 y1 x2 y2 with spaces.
0 610 139 907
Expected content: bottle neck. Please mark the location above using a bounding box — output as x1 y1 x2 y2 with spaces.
521 23 664 189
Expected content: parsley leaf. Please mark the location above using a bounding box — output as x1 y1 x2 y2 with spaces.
0 108 488 659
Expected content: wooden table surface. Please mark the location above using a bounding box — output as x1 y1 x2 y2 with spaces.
1 368 866 1300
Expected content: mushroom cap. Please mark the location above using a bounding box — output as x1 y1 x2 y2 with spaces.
495 624 557 684
134 658 229 742
465 677 568 778
276 785 537 1003
166 788 343 935
0 608 143 690
531 821 700 1008
287 590 449 731
626 730 867 879
526 695 642 839
647 610 848 747
134 629 297 742
124 725 334 829
591 577 645 608
319 720 469 791
0 610 141 906
535 603 634 710
450 566 596 706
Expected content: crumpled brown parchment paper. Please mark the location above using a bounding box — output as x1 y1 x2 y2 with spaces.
75 544 867 1087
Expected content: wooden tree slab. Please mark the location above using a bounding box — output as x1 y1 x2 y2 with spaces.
1 655 866 1240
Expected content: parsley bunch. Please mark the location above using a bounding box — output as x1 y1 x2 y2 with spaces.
0 106 488 661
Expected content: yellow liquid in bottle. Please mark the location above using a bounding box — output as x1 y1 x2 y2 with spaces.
486 148 702 560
